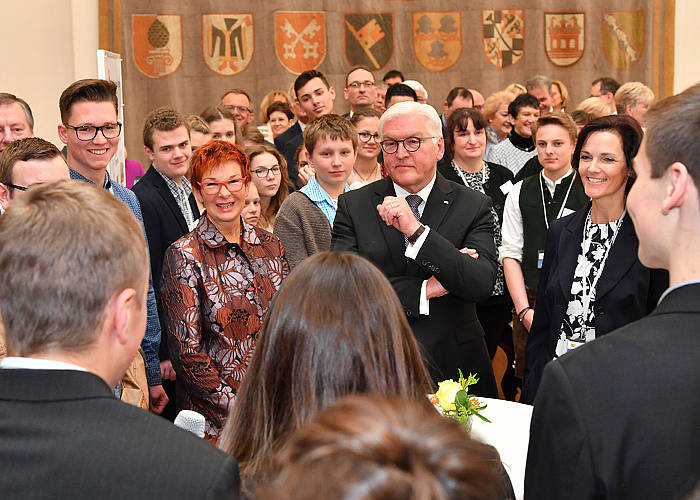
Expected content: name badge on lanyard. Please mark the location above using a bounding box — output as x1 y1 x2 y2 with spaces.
540 171 574 231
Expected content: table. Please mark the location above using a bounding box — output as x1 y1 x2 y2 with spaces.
471 397 533 500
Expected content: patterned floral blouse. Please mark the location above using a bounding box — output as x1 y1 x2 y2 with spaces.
161 214 289 442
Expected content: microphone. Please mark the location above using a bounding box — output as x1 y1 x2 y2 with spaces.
174 409 206 438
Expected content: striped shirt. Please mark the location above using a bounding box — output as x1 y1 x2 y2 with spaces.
299 175 349 228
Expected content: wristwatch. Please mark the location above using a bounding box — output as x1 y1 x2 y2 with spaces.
407 224 426 244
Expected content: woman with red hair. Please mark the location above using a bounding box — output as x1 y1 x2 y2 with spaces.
161 140 289 442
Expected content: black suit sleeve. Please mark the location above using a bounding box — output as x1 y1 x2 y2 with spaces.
415 195 497 302
525 361 599 500
522 222 561 404
134 191 165 304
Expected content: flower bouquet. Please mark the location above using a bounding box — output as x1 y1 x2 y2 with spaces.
429 370 490 432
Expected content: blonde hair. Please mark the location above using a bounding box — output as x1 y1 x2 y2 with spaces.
483 91 517 122
259 91 290 123
552 80 570 109
615 82 654 115
575 97 610 119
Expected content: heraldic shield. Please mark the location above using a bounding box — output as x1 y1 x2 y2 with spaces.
202 14 254 76
412 12 461 72
133 15 182 78
344 13 393 71
275 12 326 74
544 12 585 68
603 11 644 71
482 9 524 69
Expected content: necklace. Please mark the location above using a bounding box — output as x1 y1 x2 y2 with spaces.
352 164 379 183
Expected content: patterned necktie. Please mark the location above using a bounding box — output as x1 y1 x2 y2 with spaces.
404 194 422 246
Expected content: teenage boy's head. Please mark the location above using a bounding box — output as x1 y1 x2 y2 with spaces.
57 79 120 177
508 93 541 138
143 107 191 183
294 70 336 120
531 112 577 177
302 114 357 188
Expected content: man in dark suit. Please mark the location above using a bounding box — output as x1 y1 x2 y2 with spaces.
332 101 498 396
525 84 700 499
0 180 240 499
275 70 336 188
132 106 200 419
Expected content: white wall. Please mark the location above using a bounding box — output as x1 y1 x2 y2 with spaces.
674 0 700 93
0 0 98 148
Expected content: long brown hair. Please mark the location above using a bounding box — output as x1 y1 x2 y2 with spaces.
220 252 433 484
246 145 291 228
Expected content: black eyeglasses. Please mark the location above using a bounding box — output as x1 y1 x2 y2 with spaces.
3 182 28 191
251 166 281 178
64 122 122 141
380 136 437 154
358 132 380 143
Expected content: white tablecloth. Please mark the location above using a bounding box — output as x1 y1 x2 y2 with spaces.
471 397 533 500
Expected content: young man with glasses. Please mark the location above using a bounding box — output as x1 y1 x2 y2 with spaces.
221 89 254 129
132 107 201 419
332 101 499 396
275 114 355 269
57 78 168 414
343 65 377 118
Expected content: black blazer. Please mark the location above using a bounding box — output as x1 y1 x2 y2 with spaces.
437 160 514 224
525 283 700 499
274 121 303 188
331 174 499 396
521 205 668 404
0 369 240 499
132 166 200 316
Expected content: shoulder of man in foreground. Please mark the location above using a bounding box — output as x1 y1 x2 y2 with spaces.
525 300 700 499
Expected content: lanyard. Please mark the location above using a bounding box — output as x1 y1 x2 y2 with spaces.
578 209 626 338
540 170 574 230
453 160 487 190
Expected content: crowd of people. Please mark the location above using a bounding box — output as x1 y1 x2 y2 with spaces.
0 65 698 500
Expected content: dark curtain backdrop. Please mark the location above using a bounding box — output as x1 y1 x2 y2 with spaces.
101 0 673 168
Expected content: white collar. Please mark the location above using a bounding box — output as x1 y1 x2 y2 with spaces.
542 167 574 190
392 172 437 203
0 356 87 372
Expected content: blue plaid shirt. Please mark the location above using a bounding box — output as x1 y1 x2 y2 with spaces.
70 168 162 386
300 175 349 228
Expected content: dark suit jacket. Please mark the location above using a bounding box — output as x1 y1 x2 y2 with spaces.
274 121 302 188
331 174 499 395
132 166 200 342
525 283 700 499
521 206 668 404
0 369 240 499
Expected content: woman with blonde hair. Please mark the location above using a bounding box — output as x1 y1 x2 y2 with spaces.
551 80 570 112
483 91 516 156
220 251 433 490
257 91 290 142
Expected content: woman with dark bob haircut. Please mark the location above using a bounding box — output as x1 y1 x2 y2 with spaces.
522 116 668 403
219 251 433 489
438 108 516 393
257 395 515 500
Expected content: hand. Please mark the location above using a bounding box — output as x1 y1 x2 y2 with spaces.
425 275 450 300
460 247 479 259
149 384 169 414
160 360 176 381
376 196 421 236
522 308 534 332
297 165 314 187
